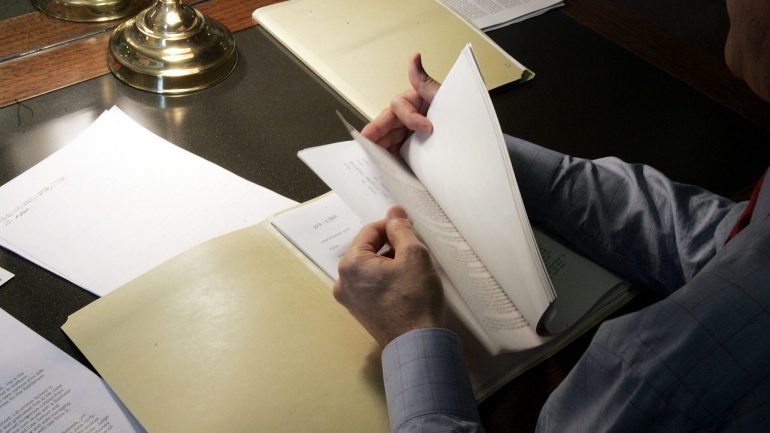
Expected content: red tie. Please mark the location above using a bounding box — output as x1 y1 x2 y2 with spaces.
725 170 767 244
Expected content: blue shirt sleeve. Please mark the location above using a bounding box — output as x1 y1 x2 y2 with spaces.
382 328 486 433
504 134 740 294
537 196 770 432
379 136 764 433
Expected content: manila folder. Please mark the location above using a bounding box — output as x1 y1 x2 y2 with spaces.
62 221 388 433
254 0 532 120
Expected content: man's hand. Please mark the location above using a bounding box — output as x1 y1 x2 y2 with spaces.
333 206 444 347
361 53 441 154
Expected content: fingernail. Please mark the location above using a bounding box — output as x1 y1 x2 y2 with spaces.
387 206 408 219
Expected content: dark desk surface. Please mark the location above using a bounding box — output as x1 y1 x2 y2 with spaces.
1 3 769 433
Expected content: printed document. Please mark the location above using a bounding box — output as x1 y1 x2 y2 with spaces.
440 0 564 30
0 308 146 433
298 137 625 350
271 193 363 279
0 107 296 296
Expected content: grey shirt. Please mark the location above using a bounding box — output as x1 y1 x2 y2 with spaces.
381 135 770 432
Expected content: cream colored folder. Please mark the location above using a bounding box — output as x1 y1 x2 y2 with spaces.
63 221 388 433
253 0 533 120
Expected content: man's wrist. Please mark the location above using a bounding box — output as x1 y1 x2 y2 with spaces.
381 328 480 431
382 327 450 352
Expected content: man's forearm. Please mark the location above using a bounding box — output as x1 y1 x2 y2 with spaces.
504 134 736 293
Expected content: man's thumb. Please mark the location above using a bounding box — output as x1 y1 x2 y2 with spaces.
385 207 427 260
408 53 440 104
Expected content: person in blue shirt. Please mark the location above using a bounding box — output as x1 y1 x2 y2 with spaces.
332 0 770 431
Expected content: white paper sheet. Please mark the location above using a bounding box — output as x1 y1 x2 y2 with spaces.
439 0 563 30
401 45 553 329
299 139 543 353
0 308 146 433
0 107 296 296
271 193 364 279
299 137 626 350
298 141 395 223
0 267 12 288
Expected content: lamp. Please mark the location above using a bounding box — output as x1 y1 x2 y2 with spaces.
107 0 237 94
32 0 151 22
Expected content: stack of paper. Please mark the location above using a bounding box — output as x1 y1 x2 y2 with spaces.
439 0 564 31
0 107 295 297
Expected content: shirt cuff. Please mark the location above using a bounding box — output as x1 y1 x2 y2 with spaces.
381 328 480 431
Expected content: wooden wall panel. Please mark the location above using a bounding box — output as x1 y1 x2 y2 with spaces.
563 0 770 131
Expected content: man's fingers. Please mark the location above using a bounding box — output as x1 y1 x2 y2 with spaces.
349 219 388 255
386 206 408 220
384 207 430 263
331 279 347 303
361 119 387 143
361 54 438 149
362 109 401 143
337 219 389 285
391 91 433 133
408 53 440 106
377 127 410 153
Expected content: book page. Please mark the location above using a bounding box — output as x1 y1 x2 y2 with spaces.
298 142 394 223
0 308 146 433
299 137 631 348
297 144 502 350
401 44 554 329
355 131 545 353
532 228 625 334
306 133 544 353
439 0 564 31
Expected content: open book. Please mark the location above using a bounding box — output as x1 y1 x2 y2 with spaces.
290 44 632 355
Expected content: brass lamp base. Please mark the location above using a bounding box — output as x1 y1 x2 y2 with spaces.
32 0 151 22
108 0 237 94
